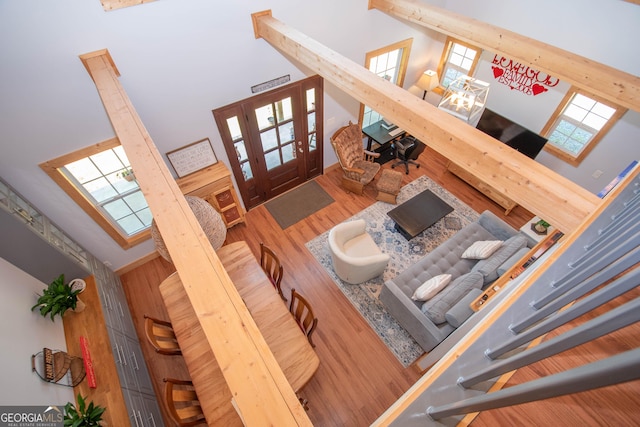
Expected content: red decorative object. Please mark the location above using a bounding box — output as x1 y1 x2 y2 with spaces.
490 55 559 96
80 336 97 388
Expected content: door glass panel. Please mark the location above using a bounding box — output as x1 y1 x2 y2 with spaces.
255 104 275 130
264 150 281 170
235 140 248 162
282 142 296 163
241 162 253 180
260 128 278 151
226 116 242 140
275 97 293 122
279 122 294 143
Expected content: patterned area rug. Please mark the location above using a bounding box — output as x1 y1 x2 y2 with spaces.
305 175 479 367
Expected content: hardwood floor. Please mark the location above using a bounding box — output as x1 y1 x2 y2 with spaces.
120 146 542 426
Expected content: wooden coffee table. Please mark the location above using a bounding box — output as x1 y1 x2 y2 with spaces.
387 189 453 240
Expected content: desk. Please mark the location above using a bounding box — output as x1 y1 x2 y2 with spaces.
159 241 319 426
362 120 406 151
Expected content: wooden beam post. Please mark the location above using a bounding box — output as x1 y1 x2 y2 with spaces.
79 49 311 427
369 0 640 112
251 12 600 233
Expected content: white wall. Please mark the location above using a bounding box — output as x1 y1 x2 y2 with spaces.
0 257 74 406
0 0 638 269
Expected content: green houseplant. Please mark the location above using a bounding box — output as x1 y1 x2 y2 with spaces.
31 274 83 321
64 394 106 427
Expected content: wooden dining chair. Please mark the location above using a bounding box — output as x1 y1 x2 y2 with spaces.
260 242 286 302
163 378 206 426
289 288 318 348
143 315 182 355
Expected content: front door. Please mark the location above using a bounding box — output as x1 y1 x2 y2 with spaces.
213 76 323 209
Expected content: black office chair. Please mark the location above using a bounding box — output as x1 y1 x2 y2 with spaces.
391 136 421 174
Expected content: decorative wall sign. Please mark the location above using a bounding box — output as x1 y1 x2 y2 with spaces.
251 74 291 93
167 138 218 178
490 54 559 96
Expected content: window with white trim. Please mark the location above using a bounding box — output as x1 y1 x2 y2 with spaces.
359 39 413 128
541 87 626 166
437 38 481 90
40 138 151 249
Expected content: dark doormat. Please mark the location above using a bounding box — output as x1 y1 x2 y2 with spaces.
265 180 334 229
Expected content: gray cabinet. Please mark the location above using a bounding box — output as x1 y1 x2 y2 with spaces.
0 177 161 427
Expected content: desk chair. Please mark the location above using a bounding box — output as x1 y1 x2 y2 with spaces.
391 136 421 174
260 242 286 302
163 378 206 427
144 315 182 355
289 289 318 348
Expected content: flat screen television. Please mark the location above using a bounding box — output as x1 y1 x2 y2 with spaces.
476 109 547 159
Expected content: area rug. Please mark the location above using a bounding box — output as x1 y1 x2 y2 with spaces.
305 175 479 367
265 180 334 229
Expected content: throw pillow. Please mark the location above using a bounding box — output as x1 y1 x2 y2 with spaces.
472 234 529 284
421 272 484 324
461 240 503 260
411 274 452 301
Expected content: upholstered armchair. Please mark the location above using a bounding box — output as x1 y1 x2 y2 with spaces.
328 219 390 284
330 121 381 194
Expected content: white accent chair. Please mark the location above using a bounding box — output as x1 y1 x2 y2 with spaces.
328 219 390 284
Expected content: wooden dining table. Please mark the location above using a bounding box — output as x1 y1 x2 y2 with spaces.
159 241 320 426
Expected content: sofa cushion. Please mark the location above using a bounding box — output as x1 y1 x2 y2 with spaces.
461 240 503 260
421 272 484 324
411 274 452 301
445 288 483 328
472 234 528 284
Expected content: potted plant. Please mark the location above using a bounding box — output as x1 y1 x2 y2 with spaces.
532 219 550 235
118 168 135 182
31 274 84 321
64 394 106 427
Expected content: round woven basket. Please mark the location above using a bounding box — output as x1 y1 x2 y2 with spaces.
151 196 227 263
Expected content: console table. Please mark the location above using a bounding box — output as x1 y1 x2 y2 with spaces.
176 162 245 228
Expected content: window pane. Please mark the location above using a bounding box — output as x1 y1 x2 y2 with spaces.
84 177 117 203
264 150 281 170
275 97 293 122
450 52 464 67
255 104 274 130
279 122 294 143
103 198 132 220
137 207 152 227
260 128 278 151
583 113 607 131
572 94 596 110
564 104 588 122
65 159 102 183
90 150 123 175
117 214 145 235
124 190 147 212
226 116 242 140
306 89 315 111
592 103 615 119
282 142 296 163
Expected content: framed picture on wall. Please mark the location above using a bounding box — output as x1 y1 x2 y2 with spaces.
166 138 218 178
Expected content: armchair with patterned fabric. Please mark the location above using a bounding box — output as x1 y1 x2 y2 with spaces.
330 121 381 194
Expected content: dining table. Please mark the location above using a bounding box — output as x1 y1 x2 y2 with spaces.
159 240 320 426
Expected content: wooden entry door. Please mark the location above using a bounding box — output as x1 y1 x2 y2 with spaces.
213 76 323 209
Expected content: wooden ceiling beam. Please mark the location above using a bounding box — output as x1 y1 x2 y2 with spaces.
369 0 640 112
251 11 600 233
79 49 311 427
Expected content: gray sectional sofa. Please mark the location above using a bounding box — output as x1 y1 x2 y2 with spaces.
380 210 534 353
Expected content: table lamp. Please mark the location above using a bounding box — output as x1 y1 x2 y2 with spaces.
416 70 439 100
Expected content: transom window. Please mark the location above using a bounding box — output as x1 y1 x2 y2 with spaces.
40 138 151 249
360 39 413 127
541 87 626 166
437 37 481 90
